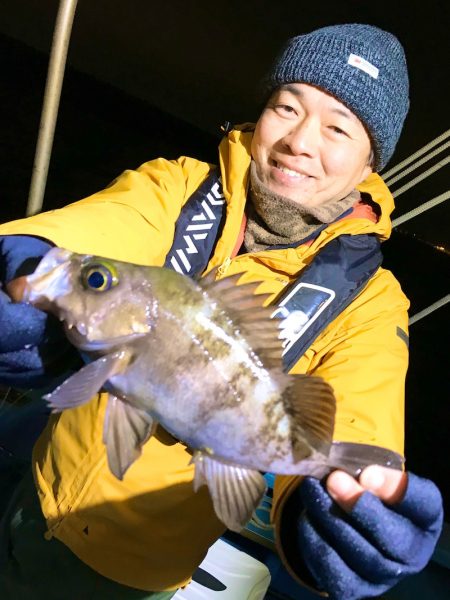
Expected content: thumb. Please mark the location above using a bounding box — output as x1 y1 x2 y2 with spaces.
6 276 28 302
359 465 408 505
326 470 365 512
326 466 408 513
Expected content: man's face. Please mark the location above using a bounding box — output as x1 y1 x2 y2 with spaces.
251 83 373 207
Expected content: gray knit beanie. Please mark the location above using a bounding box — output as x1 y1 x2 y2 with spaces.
267 24 410 170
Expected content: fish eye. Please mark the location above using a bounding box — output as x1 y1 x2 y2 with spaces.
81 261 118 292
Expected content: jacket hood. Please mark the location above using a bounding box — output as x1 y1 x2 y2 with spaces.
219 124 395 243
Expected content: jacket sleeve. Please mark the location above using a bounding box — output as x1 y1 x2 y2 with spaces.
0 157 212 265
0 157 211 384
271 267 410 587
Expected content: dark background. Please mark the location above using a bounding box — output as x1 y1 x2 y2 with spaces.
0 0 448 520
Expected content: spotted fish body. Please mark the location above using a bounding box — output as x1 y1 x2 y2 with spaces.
24 247 337 531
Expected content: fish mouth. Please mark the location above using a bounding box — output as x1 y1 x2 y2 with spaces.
64 324 146 352
23 247 74 307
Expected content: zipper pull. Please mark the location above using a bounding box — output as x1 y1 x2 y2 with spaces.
217 257 231 276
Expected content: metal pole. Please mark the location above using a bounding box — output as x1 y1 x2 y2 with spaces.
392 191 450 227
26 0 79 216
391 156 450 198
409 294 450 326
382 128 450 180
385 141 450 187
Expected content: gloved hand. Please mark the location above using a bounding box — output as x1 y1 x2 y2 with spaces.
293 466 443 600
0 235 80 388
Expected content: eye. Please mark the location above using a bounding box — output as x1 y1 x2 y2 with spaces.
81 261 118 292
329 125 348 136
274 104 298 118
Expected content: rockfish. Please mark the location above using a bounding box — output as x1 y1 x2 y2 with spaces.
23 247 399 531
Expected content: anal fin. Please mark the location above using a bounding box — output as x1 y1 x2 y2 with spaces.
193 452 266 532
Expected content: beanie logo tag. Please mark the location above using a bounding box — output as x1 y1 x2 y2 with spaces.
347 53 379 79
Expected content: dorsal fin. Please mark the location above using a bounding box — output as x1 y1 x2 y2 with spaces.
199 270 243 292
281 374 336 461
198 266 220 286
199 272 283 366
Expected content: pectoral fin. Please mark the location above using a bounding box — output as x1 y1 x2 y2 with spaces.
44 350 132 411
103 394 156 480
193 452 266 532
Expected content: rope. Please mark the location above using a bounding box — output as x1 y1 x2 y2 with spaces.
409 295 450 326
392 191 450 227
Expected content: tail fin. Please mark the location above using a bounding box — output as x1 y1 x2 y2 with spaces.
325 441 405 477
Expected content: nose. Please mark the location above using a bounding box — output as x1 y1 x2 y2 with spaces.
281 116 318 157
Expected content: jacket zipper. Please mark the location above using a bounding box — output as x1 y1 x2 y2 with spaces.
217 256 232 276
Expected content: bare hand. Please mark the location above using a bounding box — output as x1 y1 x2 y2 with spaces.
5 275 27 302
326 465 408 512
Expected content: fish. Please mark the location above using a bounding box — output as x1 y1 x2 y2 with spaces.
22 247 402 531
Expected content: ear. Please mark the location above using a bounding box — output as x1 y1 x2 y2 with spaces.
358 164 373 184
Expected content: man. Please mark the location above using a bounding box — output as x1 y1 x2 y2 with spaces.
0 23 443 599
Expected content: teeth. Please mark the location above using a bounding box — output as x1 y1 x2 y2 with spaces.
77 322 87 336
277 163 306 178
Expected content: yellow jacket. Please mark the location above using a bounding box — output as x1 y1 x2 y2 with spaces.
0 127 409 591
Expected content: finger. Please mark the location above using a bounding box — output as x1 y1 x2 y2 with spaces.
327 466 408 512
350 490 430 567
6 276 28 302
0 347 46 386
326 469 364 512
298 513 388 600
391 472 443 531
359 465 408 505
297 482 404 595
302 478 430 571
0 299 48 353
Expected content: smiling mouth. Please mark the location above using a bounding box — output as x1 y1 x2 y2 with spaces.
271 160 312 180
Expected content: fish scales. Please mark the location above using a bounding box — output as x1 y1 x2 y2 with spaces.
23 247 340 532
107 288 292 469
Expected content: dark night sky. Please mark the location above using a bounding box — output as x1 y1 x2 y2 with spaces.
0 1 448 244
